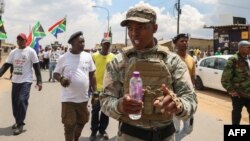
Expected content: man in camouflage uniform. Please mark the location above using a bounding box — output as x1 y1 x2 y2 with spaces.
221 40 250 125
99 5 197 141
173 33 196 141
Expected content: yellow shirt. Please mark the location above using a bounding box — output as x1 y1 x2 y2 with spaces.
180 54 196 80
92 52 115 91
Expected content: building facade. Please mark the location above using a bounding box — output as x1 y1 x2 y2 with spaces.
205 24 250 54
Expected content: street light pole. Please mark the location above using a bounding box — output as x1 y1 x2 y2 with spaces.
92 5 110 32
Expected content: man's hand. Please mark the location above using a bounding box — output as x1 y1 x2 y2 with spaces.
153 84 183 114
91 91 99 105
60 76 70 87
36 83 42 91
117 94 143 115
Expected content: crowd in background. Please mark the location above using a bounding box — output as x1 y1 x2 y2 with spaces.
38 45 69 70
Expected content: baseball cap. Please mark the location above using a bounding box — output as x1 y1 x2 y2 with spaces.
68 31 83 44
120 5 156 27
238 40 250 47
172 33 190 44
101 38 111 44
17 33 27 40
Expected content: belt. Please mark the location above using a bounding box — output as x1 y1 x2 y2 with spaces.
120 122 175 141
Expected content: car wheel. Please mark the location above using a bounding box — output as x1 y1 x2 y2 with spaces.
195 76 204 90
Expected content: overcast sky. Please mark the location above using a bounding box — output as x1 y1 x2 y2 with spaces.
2 0 250 49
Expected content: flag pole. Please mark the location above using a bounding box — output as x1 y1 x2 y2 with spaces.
63 15 67 47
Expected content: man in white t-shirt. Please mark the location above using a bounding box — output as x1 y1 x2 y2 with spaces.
0 33 42 135
48 46 60 82
53 31 96 141
43 46 50 70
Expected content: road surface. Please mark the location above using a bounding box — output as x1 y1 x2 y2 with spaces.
0 56 248 141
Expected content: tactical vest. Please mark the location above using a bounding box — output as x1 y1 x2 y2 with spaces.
120 45 173 122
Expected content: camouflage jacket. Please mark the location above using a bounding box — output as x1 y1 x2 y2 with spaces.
100 45 197 127
221 52 250 94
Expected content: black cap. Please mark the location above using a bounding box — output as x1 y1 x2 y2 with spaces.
68 31 83 44
172 33 190 44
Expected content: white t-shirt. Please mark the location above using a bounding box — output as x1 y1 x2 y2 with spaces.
49 50 60 63
43 51 50 59
6 47 39 83
54 51 96 103
38 52 44 61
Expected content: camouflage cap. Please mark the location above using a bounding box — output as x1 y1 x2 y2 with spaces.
120 5 156 27
101 37 111 44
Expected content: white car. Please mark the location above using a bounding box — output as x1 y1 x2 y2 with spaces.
195 55 233 92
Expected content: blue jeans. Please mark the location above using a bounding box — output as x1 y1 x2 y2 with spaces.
12 82 32 125
91 100 109 134
49 62 57 80
174 116 194 141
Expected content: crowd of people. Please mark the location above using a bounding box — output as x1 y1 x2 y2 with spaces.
0 4 249 141
37 45 69 82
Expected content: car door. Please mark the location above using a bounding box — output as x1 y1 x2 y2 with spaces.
212 58 227 91
197 57 216 88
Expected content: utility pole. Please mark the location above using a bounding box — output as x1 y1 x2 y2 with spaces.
176 0 181 34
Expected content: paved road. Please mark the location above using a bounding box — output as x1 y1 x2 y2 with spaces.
0 70 225 141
